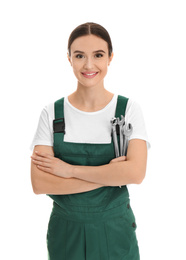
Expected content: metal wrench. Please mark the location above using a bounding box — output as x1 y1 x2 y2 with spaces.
118 115 125 156
122 123 133 156
110 117 120 157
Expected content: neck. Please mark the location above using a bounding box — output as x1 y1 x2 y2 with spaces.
68 82 114 112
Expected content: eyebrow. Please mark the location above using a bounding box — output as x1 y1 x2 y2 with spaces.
73 50 106 54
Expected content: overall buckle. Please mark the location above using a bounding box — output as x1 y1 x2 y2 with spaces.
53 118 65 133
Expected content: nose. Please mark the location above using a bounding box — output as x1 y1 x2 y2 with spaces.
84 57 94 70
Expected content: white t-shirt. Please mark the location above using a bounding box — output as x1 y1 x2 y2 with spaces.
30 94 150 150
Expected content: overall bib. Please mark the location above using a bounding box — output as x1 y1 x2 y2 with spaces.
47 95 140 260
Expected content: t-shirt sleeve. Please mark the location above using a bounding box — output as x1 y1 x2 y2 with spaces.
30 106 53 150
125 100 150 149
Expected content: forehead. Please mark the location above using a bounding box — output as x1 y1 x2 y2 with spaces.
71 34 108 53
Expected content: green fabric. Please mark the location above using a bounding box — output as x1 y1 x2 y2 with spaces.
47 95 140 260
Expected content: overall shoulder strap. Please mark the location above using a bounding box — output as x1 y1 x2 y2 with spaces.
115 95 129 118
55 97 64 118
53 97 65 134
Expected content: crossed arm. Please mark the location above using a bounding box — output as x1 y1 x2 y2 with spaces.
31 139 147 195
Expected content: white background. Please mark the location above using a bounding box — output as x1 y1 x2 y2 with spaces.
1 0 186 259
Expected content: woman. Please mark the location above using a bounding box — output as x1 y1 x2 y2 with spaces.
31 22 149 260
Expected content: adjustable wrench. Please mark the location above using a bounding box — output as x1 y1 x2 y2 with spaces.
110 117 120 157
122 123 133 156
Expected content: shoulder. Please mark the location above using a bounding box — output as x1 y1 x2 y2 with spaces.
125 98 145 123
117 95 141 114
41 102 55 121
126 98 141 112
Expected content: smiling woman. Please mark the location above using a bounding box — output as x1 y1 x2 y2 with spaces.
67 34 114 90
31 22 149 260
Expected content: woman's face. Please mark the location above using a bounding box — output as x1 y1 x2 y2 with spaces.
68 34 113 89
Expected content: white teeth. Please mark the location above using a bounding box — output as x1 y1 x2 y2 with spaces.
85 73 97 76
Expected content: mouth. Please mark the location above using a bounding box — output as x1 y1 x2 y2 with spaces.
81 72 99 79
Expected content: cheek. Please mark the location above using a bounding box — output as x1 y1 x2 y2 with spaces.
71 60 82 72
99 63 109 74
71 63 79 75
72 68 79 79
98 59 109 69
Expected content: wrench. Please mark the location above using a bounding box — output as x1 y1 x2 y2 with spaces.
118 115 125 156
110 117 120 157
122 123 133 156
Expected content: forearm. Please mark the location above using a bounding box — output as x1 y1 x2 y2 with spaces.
31 140 147 191
31 163 104 195
72 161 140 186
72 140 147 186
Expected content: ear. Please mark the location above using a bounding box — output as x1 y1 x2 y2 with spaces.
108 52 114 66
67 53 72 66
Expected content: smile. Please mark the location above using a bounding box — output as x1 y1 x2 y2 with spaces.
81 72 98 79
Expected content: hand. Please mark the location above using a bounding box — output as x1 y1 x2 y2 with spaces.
109 156 127 188
109 156 127 164
31 151 73 178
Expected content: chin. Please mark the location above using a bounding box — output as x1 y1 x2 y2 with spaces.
78 77 105 88
80 80 104 89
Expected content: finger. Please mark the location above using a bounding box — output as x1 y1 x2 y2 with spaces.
32 159 51 168
119 156 127 161
112 156 126 161
110 156 127 163
31 155 51 163
36 165 52 173
35 151 53 159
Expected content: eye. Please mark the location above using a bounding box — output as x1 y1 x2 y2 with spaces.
95 53 103 58
75 54 84 59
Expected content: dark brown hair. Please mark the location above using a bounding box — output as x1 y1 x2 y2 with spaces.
68 22 113 57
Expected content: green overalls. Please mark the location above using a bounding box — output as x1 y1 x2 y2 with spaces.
47 95 140 260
